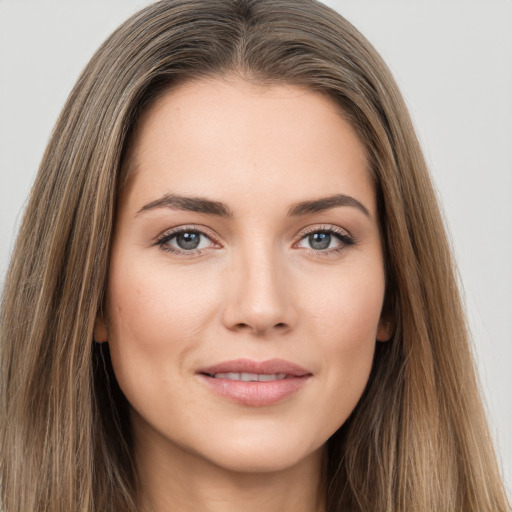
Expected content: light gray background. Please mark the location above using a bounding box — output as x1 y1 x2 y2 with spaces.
1 0 511 496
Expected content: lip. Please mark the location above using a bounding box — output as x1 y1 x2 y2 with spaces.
196 358 312 407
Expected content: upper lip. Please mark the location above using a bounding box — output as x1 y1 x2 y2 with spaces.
197 358 311 377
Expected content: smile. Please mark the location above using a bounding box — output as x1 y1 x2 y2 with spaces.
197 358 312 406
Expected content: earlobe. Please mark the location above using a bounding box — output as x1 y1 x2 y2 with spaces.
94 314 109 343
376 318 393 342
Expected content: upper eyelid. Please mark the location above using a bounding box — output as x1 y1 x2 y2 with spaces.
157 225 219 243
158 223 349 237
296 224 352 238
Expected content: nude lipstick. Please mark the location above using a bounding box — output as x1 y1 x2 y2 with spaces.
196 358 312 406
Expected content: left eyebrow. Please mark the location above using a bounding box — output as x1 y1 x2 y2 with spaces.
287 194 370 217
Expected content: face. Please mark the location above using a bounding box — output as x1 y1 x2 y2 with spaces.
96 76 391 475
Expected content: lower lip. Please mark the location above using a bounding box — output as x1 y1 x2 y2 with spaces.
198 375 310 406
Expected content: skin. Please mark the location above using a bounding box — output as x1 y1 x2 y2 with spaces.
95 75 391 512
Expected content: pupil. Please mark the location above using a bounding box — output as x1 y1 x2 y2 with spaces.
177 232 200 250
309 232 330 250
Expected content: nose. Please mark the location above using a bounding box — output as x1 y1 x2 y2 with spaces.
221 244 298 336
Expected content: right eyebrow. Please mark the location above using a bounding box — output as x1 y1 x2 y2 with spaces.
136 194 234 217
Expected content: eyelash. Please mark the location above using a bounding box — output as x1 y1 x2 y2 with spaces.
154 224 355 257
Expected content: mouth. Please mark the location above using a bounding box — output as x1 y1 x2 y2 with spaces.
205 372 289 381
196 358 312 406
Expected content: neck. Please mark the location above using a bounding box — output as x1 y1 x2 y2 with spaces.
134 425 326 512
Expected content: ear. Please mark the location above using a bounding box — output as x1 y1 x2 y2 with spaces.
376 315 393 342
94 314 109 343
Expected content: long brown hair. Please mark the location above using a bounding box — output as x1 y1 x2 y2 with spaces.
1 1 509 510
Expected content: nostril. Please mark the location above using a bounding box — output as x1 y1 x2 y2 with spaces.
232 321 289 335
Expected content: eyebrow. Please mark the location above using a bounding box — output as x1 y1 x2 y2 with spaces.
137 194 234 217
287 194 370 217
137 193 370 218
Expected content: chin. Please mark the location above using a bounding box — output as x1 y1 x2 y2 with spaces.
188 427 326 474
212 447 322 475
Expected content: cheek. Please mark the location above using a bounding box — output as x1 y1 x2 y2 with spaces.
108 258 219 334
303 262 385 421
317 296 380 386
307 261 386 347
104 257 221 390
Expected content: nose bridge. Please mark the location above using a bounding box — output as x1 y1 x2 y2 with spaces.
223 236 296 335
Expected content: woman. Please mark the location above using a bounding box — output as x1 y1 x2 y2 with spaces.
0 1 509 511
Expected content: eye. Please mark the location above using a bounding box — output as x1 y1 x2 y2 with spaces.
295 226 354 253
155 227 218 254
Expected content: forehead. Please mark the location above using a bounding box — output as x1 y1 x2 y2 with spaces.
122 75 375 216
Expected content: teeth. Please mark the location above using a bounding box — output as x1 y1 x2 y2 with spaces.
258 373 287 381
257 374 276 382
213 372 288 381
240 372 259 382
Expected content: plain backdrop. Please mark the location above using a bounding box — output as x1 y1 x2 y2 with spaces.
1 0 511 497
